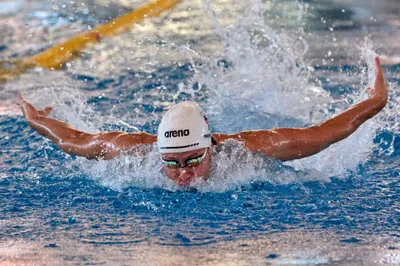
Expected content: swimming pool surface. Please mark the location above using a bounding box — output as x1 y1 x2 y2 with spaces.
1 0 400 265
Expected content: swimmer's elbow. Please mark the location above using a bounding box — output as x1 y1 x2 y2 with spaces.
58 137 113 160
278 127 333 160
318 122 357 145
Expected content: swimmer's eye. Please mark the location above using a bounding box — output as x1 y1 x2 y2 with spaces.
160 149 208 169
186 157 203 168
162 160 179 169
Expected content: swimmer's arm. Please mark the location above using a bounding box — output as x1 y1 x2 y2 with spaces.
214 56 388 161
18 94 156 160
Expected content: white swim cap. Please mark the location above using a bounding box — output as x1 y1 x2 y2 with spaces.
158 101 211 154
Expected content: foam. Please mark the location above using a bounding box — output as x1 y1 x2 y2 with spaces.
11 0 399 192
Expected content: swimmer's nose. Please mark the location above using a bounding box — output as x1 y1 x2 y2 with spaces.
177 169 193 185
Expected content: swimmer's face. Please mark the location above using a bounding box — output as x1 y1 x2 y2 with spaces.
161 148 212 186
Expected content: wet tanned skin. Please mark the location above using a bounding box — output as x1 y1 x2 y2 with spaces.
19 57 388 183
19 96 157 160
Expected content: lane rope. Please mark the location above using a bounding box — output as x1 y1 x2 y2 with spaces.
0 0 179 82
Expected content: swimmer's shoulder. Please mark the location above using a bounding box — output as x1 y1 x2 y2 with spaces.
212 133 238 144
212 130 276 145
104 132 157 148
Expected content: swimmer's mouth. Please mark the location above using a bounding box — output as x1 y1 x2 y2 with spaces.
176 175 205 187
176 178 192 187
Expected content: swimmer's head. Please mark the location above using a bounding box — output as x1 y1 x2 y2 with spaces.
158 101 211 154
158 101 212 186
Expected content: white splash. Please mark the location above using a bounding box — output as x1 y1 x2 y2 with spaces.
189 1 395 181
13 0 398 192
75 144 174 191
74 140 310 193
199 0 331 125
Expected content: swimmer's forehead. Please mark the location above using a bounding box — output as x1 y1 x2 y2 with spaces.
161 148 206 159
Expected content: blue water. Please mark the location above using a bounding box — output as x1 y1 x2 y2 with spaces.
1 0 400 265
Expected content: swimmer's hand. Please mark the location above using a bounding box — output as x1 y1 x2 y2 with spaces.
366 56 388 105
18 94 53 120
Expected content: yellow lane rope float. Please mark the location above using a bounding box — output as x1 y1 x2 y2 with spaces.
0 0 179 82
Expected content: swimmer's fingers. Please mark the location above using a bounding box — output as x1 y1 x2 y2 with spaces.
366 87 375 98
18 94 53 118
375 57 384 82
17 94 27 117
18 93 38 120
374 56 387 97
37 107 53 117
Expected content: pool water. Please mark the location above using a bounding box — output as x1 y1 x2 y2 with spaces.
1 0 400 265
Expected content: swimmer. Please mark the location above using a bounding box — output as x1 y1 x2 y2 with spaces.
19 57 388 186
